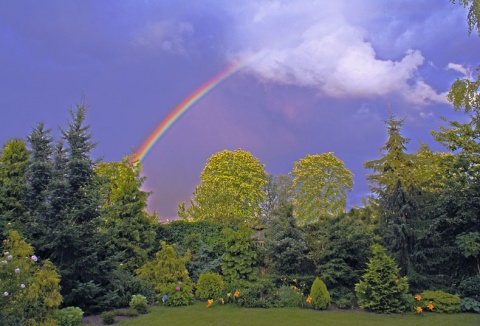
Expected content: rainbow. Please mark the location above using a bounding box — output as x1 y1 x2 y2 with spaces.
134 60 245 163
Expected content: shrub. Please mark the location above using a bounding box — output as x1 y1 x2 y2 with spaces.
419 290 461 313
231 277 276 308
101 311 116 325
460 297 480 313
458 275 480 301
129 294 148 314
56 306 84 326
275 285 305 308
355 244 410 313
1 231 62 325
308 277 331 310
196 272 225 301
160 282 194 307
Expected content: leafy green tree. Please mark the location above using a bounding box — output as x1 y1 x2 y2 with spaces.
0 139 29 235
182 149 267 226
261 173 293 224
0 230 62 326
96 157 156 272
451 0 480 36
221 226 257 283
291 153 353 225
355 244 410 313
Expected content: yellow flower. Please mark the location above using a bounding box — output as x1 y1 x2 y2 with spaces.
395 279 399 284
414 294 422 301
221 298 225 304
306 295 312 304
427 303 434 311
234 290 240 298
207 299 214 308
227 293 231 297
416 307 423 313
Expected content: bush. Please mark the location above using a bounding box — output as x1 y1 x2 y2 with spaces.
160 282 194 307
355 244 410 313
461 297 480 313
458 275 480 301
196 272 225 301
56 306 84 326
308 277 331 310
275 285 305 308
129 294 148 314
232 277 276 308
101 311 115 325
419 290 461 313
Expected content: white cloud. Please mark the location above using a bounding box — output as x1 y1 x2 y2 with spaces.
447 63 473 80
229 0 447 106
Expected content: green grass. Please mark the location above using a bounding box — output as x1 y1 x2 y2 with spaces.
119 302 479 326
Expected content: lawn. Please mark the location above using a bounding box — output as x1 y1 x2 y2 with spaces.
117 302 479 326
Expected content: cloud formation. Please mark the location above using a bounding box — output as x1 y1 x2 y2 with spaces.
228 0 447 106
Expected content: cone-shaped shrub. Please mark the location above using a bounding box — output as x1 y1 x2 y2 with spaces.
309 277 331 310
355 244 410 313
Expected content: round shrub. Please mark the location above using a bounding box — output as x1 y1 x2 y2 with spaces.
160 283 194 307
56 306 84 326
308 277 331 310
420 290 461 313
129 294 148 314
101 311 115 325
196 272 225 301
276 285 305 308
458 275 480 302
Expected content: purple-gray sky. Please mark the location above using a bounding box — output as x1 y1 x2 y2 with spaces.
1 1 479 219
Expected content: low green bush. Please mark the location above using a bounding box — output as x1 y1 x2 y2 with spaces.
56 306 84 326
420 290 461 313
196 272 225 301
129 294 148 314
275 285 305 308
101 311 115 325
308 277 331 310
461 297 480 313
160 282 194 307
458 275 480 301
235 277 276 308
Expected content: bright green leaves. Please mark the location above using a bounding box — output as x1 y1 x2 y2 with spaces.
291 153 353 225
184 149 267 227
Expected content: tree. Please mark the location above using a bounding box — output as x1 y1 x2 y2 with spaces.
23 123 55 248
183 149 267 226
221 226 257 282
291 153 353 225
261 173 293 224
451 0 480 36
263 203 308 275
0 139 29 235
96 157 156 272
355 244 410 314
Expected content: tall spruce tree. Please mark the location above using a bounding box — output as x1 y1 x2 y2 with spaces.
23 123 55 247
364 114 418 277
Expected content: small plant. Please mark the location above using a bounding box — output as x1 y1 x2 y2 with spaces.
196 272 225 301
420 290 461 313
129 294 148 314
56 306 84 326
276 285 305 308
308 277 331 310
160 282 194 307
101 311 116 325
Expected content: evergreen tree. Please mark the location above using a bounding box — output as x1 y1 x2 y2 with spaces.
364 114 418 276
0 139 29 236
264 203 308 275
221 226 257 282
23 123 55 247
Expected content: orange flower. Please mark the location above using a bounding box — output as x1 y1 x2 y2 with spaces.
221 298 225 305
234 290 240 298
416 307 423 313
414 294 422 301
427 303 434 311
395 279 399 284
306 295 312 304
207 299 214 308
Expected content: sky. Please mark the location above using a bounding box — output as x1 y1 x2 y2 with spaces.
1 0 479 219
